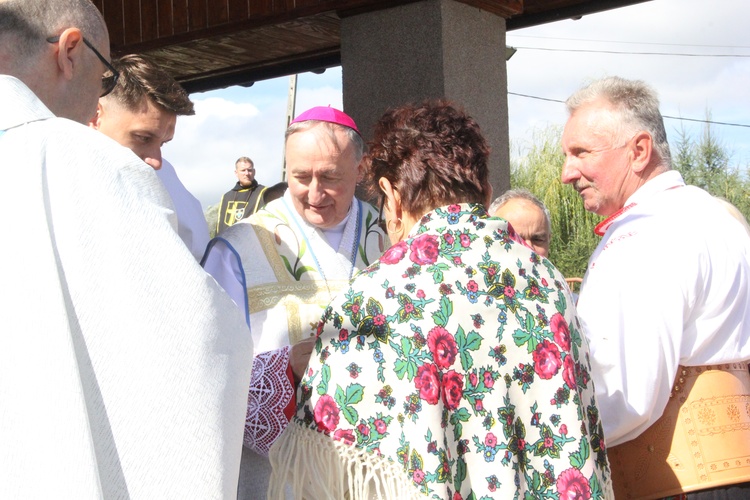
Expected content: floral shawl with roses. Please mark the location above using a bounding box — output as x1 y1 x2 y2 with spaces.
269 203 613 500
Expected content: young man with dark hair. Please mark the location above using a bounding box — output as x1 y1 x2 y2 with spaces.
89 53 209 260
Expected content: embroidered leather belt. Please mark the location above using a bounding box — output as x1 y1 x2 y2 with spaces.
609 363 750 499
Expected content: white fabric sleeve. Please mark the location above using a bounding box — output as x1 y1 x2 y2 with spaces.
579 241 690 446
156 159 210 261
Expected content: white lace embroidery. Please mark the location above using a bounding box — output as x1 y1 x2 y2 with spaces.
244 346 295 456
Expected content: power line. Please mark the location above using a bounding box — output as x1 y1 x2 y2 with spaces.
664 115 750 129
509 34 750 50
512 46 750 58
509 92 563 104
507 92 750 129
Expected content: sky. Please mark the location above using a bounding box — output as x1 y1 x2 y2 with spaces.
162 0 750 209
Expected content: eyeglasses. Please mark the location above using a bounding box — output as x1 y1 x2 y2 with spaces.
47 35 120 98
377 193 386 226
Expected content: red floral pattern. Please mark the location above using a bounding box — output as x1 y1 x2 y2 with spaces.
427 326 458 369
409 233 440 265
557 467 593 500
551 312 572 351
532 339 563 380
442 370 464 410
381 240 408 264
293 204 612 498
414 363 441 405
314 395 340 432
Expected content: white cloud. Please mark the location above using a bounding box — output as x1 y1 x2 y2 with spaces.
507 0 750 164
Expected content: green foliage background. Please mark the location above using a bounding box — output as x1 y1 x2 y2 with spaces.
509 120 749 280
509 126 601 279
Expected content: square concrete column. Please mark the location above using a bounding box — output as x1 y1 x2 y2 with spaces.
341 0 511 201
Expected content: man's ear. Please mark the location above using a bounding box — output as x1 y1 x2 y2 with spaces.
88 101 104 129
356 158 365 183
55 28 85 81
630 131 653 174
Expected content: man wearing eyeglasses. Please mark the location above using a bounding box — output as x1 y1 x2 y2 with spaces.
89 53 209 261
0 0 253 497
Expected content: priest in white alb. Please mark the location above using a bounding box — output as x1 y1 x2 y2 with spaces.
0 1 253 498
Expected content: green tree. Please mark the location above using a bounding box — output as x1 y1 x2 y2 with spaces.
673 113 750 217
509 127 601 280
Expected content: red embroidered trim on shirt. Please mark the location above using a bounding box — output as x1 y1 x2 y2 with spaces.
594 203 637 236
594 185 685 237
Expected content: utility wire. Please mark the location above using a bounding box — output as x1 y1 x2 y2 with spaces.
665 116 750 128
509 92 563 104
507 92 750 129
509 34 750 50
512 46 750 58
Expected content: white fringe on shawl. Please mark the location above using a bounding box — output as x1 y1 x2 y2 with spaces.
269 422 424 499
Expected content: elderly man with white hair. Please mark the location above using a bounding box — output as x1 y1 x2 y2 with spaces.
561 76 750 499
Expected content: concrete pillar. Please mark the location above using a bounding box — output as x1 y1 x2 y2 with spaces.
341 0 510 202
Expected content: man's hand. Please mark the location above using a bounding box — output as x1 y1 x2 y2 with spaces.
289 336 317 384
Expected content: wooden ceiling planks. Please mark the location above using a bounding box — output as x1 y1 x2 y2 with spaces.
97 0 649 92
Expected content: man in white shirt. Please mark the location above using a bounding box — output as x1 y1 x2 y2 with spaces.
0 1 252 497
561 76 750 498
89 53 210 260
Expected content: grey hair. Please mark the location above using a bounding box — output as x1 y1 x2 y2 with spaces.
566 76 672 169
489 189 551 231
0 0 107 67
285 120 366 166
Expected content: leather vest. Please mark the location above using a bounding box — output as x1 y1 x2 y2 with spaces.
609 363 750 499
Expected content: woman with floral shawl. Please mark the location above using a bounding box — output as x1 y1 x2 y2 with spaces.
269 100 613 499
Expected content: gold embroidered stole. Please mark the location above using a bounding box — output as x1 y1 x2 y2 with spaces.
245 199 386 345
247 214 346 345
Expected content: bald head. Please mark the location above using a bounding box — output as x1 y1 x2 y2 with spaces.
490 190 551 258
0 0 109 123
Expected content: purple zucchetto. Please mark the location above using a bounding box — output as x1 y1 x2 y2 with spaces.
289 106 360 135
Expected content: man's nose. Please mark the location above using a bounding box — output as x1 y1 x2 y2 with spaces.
560 157 577 185
144 148 163 170
307 178 325 201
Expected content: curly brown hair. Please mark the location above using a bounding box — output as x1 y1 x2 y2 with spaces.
364 100 490 218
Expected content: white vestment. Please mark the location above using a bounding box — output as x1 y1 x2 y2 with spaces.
203 190 387 499
0 75 253 499
156 158 210 261
204 190 387 351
